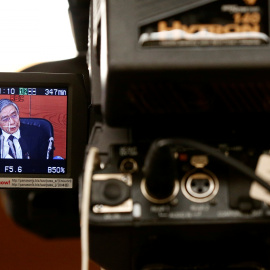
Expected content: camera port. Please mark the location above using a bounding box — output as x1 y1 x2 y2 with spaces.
181 170 219 203
141 178 180 204
120 158 138 173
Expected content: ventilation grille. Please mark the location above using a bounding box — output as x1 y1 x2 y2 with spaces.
126 81 270 114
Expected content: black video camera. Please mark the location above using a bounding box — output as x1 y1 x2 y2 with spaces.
2 0 270 269
86 0 270 269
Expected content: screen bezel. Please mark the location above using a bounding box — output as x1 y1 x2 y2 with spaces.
0 72 89 188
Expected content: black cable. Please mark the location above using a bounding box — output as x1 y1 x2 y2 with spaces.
144 138 270 193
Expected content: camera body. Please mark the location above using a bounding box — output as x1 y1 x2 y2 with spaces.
90 0 270 127
88 0 270 269
2 0 270 269
88 139 270 270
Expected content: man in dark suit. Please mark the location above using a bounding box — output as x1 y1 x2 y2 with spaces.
0 99 48 159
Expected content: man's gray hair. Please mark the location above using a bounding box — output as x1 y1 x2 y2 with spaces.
0 99 19 114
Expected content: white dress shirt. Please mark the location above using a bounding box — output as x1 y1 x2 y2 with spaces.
1 129 22 159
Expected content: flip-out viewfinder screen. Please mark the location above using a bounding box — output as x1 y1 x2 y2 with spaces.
0 86 67 174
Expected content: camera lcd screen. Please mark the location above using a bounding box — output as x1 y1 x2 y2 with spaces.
0 72 88 190
0 86 67 174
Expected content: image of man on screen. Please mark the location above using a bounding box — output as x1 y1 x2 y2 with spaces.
0 99 49 159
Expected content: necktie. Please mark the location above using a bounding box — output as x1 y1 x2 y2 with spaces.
8 135 16 159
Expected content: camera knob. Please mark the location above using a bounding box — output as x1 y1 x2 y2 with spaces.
91 178 130 206
103 181 122 200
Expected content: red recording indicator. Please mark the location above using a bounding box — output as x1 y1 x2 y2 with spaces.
178 153 188 162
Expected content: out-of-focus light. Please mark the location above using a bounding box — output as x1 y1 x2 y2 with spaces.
0 0 77 72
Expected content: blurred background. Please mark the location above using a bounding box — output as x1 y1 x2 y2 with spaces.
0 0 77 72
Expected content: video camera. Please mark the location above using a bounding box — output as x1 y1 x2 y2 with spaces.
2 0 270 269
86 0 270 269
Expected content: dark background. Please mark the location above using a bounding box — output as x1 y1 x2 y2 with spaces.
0 192 99 270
